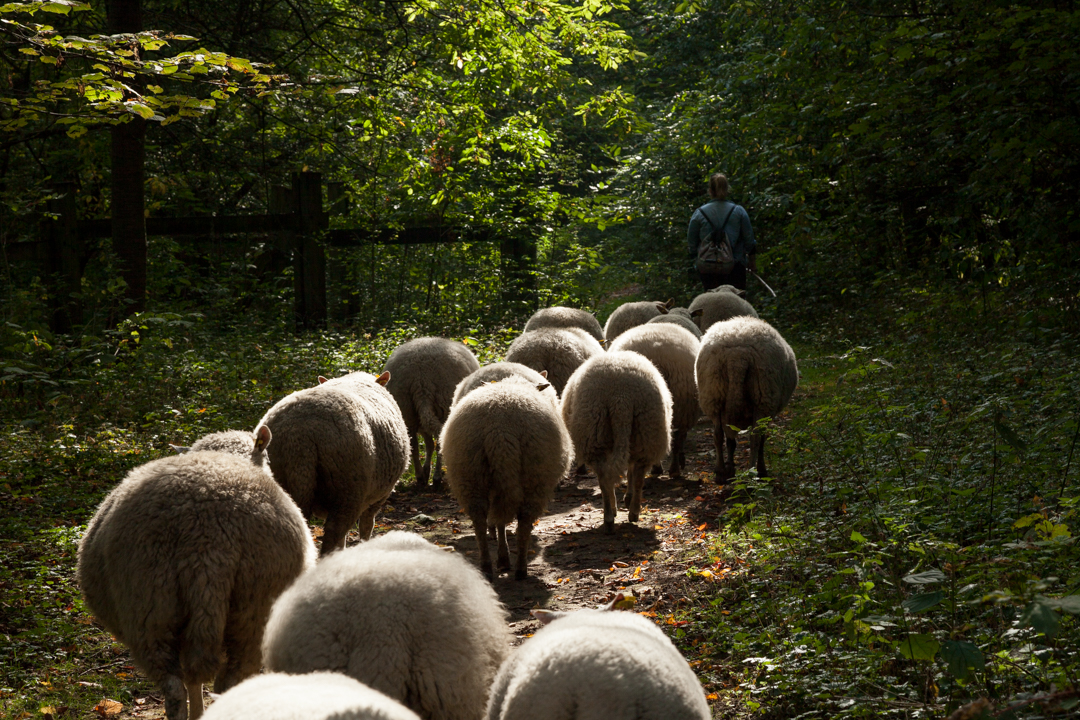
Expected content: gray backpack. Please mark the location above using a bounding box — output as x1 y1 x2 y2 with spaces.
694 204 737 275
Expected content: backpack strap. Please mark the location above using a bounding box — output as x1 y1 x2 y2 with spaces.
701 203 738 238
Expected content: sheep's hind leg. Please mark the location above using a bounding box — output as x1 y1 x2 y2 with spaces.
320 511 354 556
356 498 388 542
186 680 204 720
496 524 511 573
626 462 646 523
597 469 619 533
514 512 535 580
713 419 736 483
752 427 769 478
161 675 188 720
427 434 444 488
668 428 688 478
410 433 429 487
472 515 494 578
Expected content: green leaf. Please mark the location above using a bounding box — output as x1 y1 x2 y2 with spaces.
994 414 1027 455
940 640 984 680
902 591 943 613
127 103 155 120
1042 596 1080 615
1021 600 1060 637
850 530 867 544
896 633 939 661
903 570 946 584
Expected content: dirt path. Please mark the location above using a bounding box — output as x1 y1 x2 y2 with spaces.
376 420 726 640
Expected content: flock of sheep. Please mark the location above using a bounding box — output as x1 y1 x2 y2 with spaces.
75 285 798 720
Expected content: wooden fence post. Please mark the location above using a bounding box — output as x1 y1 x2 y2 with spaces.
293 171 327 330
43 182 83 333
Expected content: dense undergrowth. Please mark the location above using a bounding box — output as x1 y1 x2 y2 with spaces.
1 271 1078 719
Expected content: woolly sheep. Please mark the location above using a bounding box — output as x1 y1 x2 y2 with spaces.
695 316 798 481
451 361 556 408
646 311 703 339
256 370 409 556
440 377 573 579
201 672 421 720
602 299 673 342
486 596 710 720
609 323 700 478
78 430 317 720
561 351 672 532
383 337 481 487
523 306 604 343
504 327 604 396
263 531 512 720
688 284 758 333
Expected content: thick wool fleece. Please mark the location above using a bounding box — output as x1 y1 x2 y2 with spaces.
187 429 272 474
78 450 316 720
602 300 669 342
688 285 758 332
486 609 710 720
383 337 481 486
609 323 700 477
201 672 421 720
440 377 573 579
256 371 410 555
523 306 604 342
695 316 798 480
646 311 702 339
560 351 672 531
504 327 604 396
262 531 512 720
451 362 556 409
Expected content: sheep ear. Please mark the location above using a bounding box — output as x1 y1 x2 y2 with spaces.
169 443 190 454
539 370 548 378
736 288 747 297
254 425 272 451
663 298 674 308
376 371 391 386
601 592 635 611
531 609 564 625
536 383 551 393
654 302 669 315
690 308 705 318
318 375 329 384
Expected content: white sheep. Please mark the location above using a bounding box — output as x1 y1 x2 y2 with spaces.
504 327 604 396
78 430 316 720
688 285 758 333
561 351 672 532
609 323 700 478
256 370 410 556
451 361 555 408
602 299 673 342
440 377 573 579
201 672 421 720
646 310 703 339
263 531 511 720
486 596 711 720
383 337 481 487
522 306 604 343
695 316 798 481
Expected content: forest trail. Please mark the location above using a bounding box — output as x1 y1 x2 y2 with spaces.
377 419 731 640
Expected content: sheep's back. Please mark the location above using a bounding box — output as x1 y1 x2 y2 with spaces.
603 301 666 342
523 306 604 342
263 532 511 720
451 362 555 408
646 312 702 339
384 337 480 435
441 381 572 525
688 290 758 332
487 610 709 720
609 324 700 433
696 317 798 429
504 328 603 395
560 352 672 472
202 671 421 720
78 452 315 681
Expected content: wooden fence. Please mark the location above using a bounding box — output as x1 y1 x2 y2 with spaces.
5 171 531 333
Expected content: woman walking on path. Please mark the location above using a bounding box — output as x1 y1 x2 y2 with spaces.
687 173 757 291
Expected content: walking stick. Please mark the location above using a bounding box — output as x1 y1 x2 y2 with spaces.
749 269 777 297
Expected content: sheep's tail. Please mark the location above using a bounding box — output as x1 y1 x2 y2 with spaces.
178 561 232 682
602 398 634 480
723 349 754 433
486 433 525 517
417 398 445 439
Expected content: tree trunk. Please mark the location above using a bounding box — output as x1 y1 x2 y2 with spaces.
108 0 146 314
